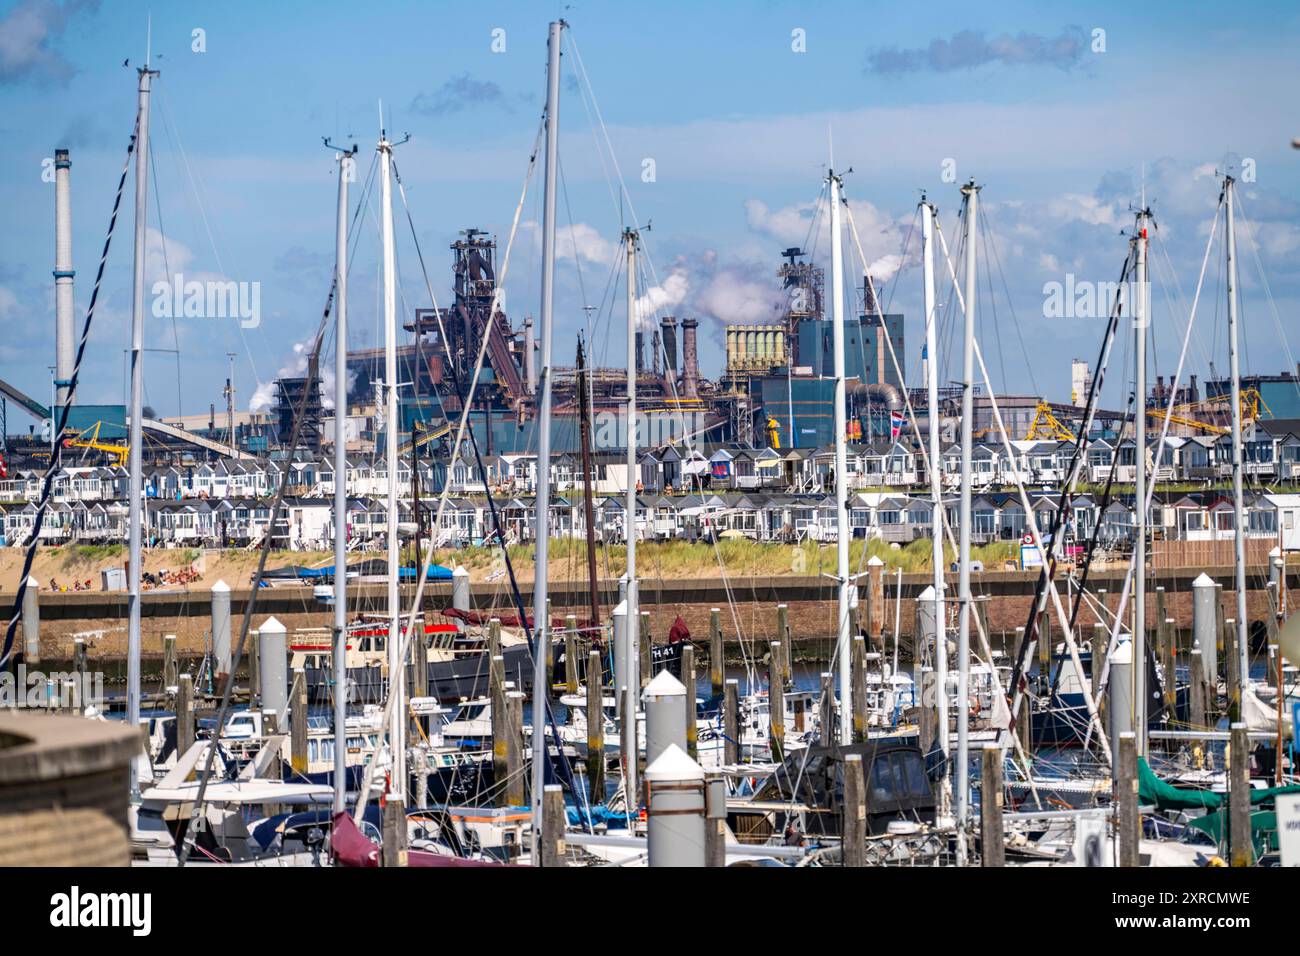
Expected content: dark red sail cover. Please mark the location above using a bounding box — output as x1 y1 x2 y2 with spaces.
668 615 691 644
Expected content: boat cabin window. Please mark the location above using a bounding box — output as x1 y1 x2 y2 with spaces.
868 751 931 804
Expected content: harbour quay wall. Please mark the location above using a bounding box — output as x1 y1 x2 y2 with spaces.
7 564 1293 664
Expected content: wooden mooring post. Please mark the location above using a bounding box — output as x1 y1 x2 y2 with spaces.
842 753 866 867
1116 732 1139 868
709 607 724 698
586 650 605 800
980 743 1005 866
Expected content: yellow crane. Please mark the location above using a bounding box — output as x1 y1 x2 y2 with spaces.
1023 401 1077 442
1145 387 1271 436
398 419 453 455
63 421 129 466
766 416 781 449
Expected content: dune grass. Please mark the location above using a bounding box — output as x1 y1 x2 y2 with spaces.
432 536 1020 579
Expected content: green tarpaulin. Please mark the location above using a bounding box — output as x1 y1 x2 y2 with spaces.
1138 758 1300 813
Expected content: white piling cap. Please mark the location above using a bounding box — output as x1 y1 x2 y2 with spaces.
643 669 686 699
644 743 704 782
1110 639 1132 665
917 584 936 600
24 575 40 588
612 599 628 618
452 566 469 578
260 615 286 634
211 579 230 592
867 556 884 567
1192 572 1215 589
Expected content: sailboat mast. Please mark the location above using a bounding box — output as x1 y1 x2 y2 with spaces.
332 145 352 815
378 122 405 801
1133 208 1149 754
920 196 947 768
624 226 639 684
577 339 602 626
126 58 157 800
1224 176 1249 698
532 18 563 853
828 169 851 744
956 181 980 858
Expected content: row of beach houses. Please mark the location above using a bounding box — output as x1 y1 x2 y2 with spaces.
2 424 1299 551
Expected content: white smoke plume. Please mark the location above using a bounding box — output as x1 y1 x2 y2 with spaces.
249 336 343 412
635 263 690 329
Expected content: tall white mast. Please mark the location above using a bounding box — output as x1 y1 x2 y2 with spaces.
1133 208 1149 754
378 115 404 801
1224 176 1249 695
330 143 353 815
532 19 563 855
956 182 980 861
920 197 947 773
126 54 157 801
828 168 852 744
623 225 640 794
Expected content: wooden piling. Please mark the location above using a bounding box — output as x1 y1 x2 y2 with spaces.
491 655 509 808
1225 618 1241 723
382 795 407 867
291 667 308 778
1229 722 1253 867
776 605 792 685
540 784 566 867
980 743 1005 867
505 690 526 808
586 649 605 800
704 772 726 868
723 679 740 765
769 641 785 763
1116 732 1139 868
818 671 834 748
919 667 936 756
163 635 178 690
565 614 580 695
1188 648 1209 731
682 643 697 759
488 617 502 662
867 557 885 647
709 608 724 697
851 636 867 743
72 637 87 680
842 753 866 867
177 673 195 753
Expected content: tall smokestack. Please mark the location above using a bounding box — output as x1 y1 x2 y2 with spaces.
651 329 661 377
863 274 878 317
681 318 699 400
661 316 678 382
54 148 74 413
634 331 645 374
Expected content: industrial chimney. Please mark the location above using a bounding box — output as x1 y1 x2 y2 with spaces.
661 316 678 382
634 331 645 375
54 148 74 413
862 274 878 317
651 329 661 377
681 318 699 400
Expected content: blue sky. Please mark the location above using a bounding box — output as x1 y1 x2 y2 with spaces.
2 0 1299 423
